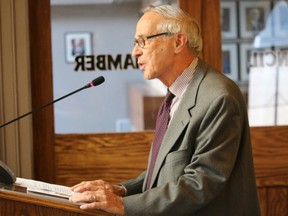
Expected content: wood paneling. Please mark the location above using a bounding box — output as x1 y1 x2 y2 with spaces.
251 126 288 216
55 132 154 186
179 0 222 71
251 126 288 187
28 0 55 182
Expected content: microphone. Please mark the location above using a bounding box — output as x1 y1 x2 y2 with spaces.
84 76 105 89
0 76 105 129
0 76 104 185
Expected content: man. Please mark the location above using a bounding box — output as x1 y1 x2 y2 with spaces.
70 5 260 216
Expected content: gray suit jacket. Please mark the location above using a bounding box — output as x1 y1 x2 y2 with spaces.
122 59 260 216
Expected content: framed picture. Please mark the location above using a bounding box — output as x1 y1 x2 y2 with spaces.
65 32 92 63
240 43 254 82
239 1 270 38
221 2 237 39
222 44 238 81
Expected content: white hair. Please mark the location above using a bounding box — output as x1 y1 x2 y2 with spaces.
143 5 203 55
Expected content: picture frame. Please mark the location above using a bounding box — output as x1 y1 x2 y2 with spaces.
65 32 93 63
221 2 238 39
240 43 253 82
222 44 238 81
239 1 270 38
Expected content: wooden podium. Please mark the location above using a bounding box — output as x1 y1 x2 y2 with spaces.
0 185 111 216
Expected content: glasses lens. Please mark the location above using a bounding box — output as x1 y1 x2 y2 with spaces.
138 38 145 48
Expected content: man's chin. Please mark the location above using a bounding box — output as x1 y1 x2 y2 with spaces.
144 75 154 80
143 71 155 80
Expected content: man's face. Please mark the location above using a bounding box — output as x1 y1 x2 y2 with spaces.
132 12 175 84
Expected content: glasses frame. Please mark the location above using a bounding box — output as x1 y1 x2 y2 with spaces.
134 32 170 48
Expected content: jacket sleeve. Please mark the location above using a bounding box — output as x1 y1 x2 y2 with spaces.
120 171 146 196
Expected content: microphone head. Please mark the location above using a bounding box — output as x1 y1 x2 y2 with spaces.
85 76 105 88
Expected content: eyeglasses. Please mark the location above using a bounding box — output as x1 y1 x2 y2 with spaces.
134 32 170 48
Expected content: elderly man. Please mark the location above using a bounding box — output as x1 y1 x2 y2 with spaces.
70 5 260 216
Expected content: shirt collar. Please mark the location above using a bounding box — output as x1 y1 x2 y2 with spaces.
169 57 198 99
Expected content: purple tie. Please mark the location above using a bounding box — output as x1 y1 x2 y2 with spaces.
146 90 175 190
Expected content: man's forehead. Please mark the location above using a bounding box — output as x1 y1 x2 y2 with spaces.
135 12 163 36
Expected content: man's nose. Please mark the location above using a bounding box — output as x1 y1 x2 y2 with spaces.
132 44 142 57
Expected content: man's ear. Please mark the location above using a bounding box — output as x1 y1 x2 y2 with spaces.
174 33 188 54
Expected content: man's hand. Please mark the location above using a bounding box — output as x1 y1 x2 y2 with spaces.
69 180 126 215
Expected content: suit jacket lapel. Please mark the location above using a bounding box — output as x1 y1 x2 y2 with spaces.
148 59 208 189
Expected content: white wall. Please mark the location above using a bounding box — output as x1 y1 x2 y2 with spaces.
51 3 147 133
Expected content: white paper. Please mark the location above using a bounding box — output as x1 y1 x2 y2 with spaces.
15 177 77 199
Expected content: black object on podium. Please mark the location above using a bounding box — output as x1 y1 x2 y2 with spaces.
0 160 16 185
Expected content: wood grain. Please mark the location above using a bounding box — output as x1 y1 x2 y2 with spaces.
28 0 55 183
251 126 288 187
257 187 267 216
55 132 154 186
251 126 288 216
267 187 288 216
